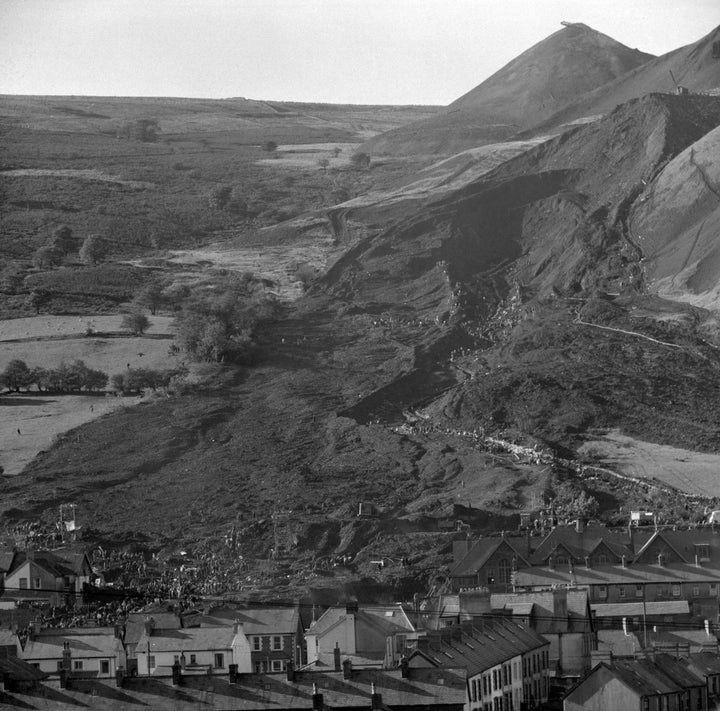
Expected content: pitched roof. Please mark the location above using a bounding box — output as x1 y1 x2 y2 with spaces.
0 628 18 647
124 612 183 646
137 626 238 653
596 630 642 657
0 666 467 710
23 627 121 661
686 651 720 676
513 561 720 587
590 601 690 617
450 537 529 578
6 551 79 579
0 551 15 573
185 606 300 635
0 654 48 682
529 525 631 563
307 604 414 639
409 619 547 677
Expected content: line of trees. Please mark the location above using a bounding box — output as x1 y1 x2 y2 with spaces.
109 366 186 394
0 359 108 393
0 358 186 396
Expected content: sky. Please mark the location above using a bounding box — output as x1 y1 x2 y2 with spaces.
1 0 719 105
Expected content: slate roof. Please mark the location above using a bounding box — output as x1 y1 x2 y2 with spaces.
185 606 300 636
124 612 182 647
529 525 631 563
686 651 720 676
0 628 18 648
590 601 690 617
137 626 238 653
6 551 79 579
513 562 720 587
0 666 466 710
409 619 547 677
23 627 121 661
0 551 15 573
595 630 642 657
0 654 47 682
450 537 529 578
307 604 414 639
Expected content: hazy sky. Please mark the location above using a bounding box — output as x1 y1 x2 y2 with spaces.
1 0 718 105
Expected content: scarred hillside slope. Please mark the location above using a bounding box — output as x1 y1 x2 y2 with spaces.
5 93 720 598
532 24 720 136
362 23 653 156
630 125 720 309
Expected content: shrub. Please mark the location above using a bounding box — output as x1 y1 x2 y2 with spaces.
121 312 151 335
350 152 371 169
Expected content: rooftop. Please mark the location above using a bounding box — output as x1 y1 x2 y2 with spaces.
0 666 466 710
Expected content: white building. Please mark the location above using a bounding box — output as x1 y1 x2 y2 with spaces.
135 622 251 676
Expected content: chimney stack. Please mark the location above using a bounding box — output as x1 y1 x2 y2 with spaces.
342 658 352 680
62 641 71 671
229 664 238 683
171 662 182 686
371 682 383 709
345 601 358 615
706 620 712 637
312 683 324 711
333 643 341 672
286 660 295 682
144 617 155 636
400 656 409 679
621 555 626 568
576 518 585 533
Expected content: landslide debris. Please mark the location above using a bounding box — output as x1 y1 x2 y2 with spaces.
7 92 720 600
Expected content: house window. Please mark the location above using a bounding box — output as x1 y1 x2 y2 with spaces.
34 577 41 589
672 584 681 597
174 655 179 664
73 661 83 671
695 544 710 561
253 636 261 650
498 559 511 584
556 556 568 566
271 659 283 672
254 662 262 674
190 654 196 665
711 583 718 595
619 586 626 598
693 586 700 597
272 635 282 650
598 585 607 599
19 578 27 589
596 554 609 565
642 697 650 711
31 663 40 670
636 585 644 598
101 660 109 674
148 656 156 670
214 653 224 669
